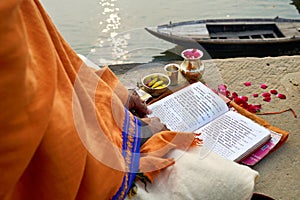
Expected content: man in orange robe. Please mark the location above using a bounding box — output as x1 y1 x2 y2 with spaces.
0 0 195 199
1 1 263 200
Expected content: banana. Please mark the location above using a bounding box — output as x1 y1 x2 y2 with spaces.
147 77 158 87
155 85 166 89
152 80 164 88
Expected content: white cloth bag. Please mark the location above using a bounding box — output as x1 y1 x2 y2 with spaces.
130 146 258 200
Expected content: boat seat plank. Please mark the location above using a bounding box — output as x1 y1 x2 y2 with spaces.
209 30 279 39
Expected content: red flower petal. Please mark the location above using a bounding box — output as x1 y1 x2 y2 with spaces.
241 96 248 102
262 92 271 97
260 84 268 89
247 104 261 113
253 93 259 97
270 89 278 95
225 90 231 98
232 92 238 98
254 104 262 110
247 107 256 113
244 82 252 86
263 96 271 102
277 94 286 99
234 97 245 104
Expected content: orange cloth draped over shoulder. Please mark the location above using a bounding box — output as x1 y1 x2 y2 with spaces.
0 0 195 199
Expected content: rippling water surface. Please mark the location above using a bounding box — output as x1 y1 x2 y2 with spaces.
41 0 300 65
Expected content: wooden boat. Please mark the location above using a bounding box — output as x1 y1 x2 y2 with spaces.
145 17 300 58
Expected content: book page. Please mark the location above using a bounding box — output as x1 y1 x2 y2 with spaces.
195 110 271 162
148 82 229 132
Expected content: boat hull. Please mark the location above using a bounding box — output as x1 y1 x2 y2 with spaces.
145 17 300 58
197 40 300 58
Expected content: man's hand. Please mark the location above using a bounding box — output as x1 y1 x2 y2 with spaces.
139 117 169 146
127 90 151 118
140 117 169 133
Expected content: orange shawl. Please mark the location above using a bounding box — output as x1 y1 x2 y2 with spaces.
0 0 194 199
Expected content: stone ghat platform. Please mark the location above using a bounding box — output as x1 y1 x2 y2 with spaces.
110 56 300 199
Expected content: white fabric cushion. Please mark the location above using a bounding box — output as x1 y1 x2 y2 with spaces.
130 146 258 200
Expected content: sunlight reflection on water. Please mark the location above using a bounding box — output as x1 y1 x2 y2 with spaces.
42 0 300 64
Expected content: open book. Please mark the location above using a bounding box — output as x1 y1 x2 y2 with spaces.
148 82 272 162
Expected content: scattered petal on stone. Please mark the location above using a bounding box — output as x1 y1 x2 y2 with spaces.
253 93 259 97
254 104 262 110
262 92 271 97
277 93 286 99
234 97 248 107
232 92 238 98
260 84 268 89
244 82 252 86
225 90 230 98
241 96 248 102
263 96 272 102
247 104 262 113
217 84 227 96
270 89 278 95
218 84 227 90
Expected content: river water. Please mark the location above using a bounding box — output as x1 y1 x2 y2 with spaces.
41 0 300 65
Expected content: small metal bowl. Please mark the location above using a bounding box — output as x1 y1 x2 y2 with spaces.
141 73 170 97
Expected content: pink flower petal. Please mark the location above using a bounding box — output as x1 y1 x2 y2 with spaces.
218 84 227 91
183 51 193 58
260 84 268 89
262 92 271 97
270 89 278 95
253 93 259 97
193 52 201 58
217 84 227 96
183 49 202 59
244 82 252 86
277 93 286 99
263 96 271 102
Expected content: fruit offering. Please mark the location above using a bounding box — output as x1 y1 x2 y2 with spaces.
143 74 168 89
142 73 170 97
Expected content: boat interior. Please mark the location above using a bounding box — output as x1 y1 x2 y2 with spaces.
207 24 285 39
